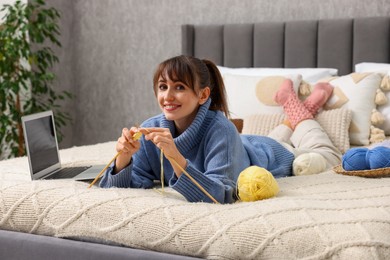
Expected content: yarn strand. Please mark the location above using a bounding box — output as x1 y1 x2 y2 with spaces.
88 150 122 188
160 149 164 192
88 130 143 188
166 154 219 204
142 128 218 203
89 129 219 204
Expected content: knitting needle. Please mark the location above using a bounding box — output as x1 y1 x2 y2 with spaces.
141 128 218 203
166 154 219 204
87 131 142 188
87 128 219 204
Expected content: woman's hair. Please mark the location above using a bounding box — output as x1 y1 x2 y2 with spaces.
153 55 230 117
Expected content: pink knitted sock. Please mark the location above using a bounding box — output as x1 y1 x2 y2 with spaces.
274 79 295 104
274 79 313 129
303 82 334 116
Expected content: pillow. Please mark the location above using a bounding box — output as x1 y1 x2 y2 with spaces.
217 66 338 84
354 62 390 135
242 108 352 153
355 62 390 73
223 73 302 118
321 73 382 145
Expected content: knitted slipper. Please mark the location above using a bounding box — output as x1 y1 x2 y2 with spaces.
274 79 313 129
304 82 334 116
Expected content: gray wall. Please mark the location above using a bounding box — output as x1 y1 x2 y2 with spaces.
49 0 390 148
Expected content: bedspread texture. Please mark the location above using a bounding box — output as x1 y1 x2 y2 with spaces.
0 142 390 259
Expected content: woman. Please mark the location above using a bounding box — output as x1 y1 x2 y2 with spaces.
99 55 341 203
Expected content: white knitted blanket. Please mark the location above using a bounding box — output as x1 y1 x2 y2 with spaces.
1 142 390 259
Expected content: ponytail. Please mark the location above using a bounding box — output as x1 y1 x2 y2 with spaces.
202 59 230 118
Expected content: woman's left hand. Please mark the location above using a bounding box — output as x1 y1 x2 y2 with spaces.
140 127 187 176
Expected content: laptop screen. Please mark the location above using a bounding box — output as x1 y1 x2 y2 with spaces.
22 111 60 176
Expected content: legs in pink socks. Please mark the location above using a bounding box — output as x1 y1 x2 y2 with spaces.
274 80 334 129
274 79 313 129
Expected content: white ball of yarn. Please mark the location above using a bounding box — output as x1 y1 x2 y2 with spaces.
293 152 327 176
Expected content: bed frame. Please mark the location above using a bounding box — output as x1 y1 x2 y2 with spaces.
182 16 390 75
0 230 200 260
1 16 389 260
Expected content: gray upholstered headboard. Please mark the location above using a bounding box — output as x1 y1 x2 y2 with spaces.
182 17 390 75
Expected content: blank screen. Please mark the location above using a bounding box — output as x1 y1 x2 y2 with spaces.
24 115 59 174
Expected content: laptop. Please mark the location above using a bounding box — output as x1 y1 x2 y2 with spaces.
22 110 105 181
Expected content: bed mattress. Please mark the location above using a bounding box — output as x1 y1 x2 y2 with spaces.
0 141 389 259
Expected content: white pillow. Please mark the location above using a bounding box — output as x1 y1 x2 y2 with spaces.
223 74 302 118
354 62 390 135
217 66 338 84
322 73 382 145
355 62 390 73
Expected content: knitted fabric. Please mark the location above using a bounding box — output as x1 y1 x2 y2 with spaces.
274 80 313 129
303 82 334 116
1 152 390 260
241 134 294 178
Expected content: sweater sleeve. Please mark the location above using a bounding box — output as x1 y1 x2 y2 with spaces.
169 160 236 203
169 119 249 204
99 138 156 189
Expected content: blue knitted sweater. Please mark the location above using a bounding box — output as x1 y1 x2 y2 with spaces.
99 99 293 203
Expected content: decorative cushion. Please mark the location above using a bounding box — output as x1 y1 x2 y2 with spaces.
242 108 352 153
321 73 382 146
242 113 285 136
355 62 390 135
223 73 302 118
217 66 338 84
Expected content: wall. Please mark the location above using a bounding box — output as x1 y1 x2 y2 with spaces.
48 0 390 148
46 0 75 148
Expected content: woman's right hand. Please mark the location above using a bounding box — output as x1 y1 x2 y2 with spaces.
114 126 141 173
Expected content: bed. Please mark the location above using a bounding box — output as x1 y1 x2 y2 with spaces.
1 16 390 260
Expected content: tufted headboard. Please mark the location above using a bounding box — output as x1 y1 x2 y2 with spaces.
182 17 390 75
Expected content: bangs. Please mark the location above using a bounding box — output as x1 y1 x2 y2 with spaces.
153 56 197 92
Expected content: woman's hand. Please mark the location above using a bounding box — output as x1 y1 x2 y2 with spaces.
140 127 187 177
114 126 141 173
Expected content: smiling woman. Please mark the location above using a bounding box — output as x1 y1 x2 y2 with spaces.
155 76 210 133
99 55 249 204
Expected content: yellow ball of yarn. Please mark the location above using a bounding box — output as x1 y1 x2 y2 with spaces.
237 166 279 202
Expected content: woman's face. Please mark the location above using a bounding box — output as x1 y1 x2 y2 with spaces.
156 75 208 133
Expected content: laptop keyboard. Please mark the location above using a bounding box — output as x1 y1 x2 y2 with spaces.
45 166 92 179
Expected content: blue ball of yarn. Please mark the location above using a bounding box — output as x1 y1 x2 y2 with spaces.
366 146 390 169
342 148 370 171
